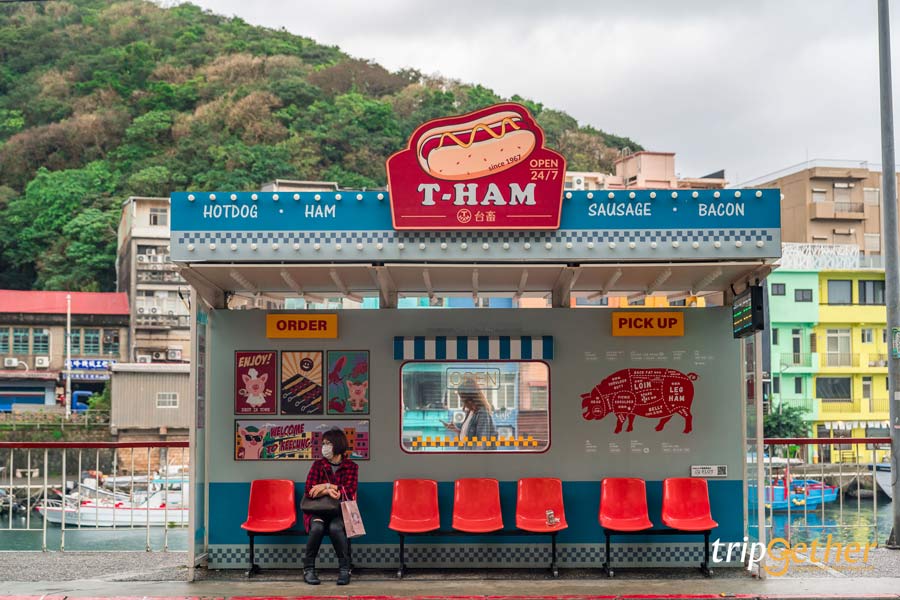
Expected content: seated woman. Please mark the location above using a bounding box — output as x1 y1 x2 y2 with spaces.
302 428 358 585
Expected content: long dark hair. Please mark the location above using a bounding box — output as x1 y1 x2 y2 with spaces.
322 428 350 458
456 376 493 413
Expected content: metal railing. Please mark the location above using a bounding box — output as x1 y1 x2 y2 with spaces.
755 437 892 547
834 201 866 214
867 354 889 368
823 352 859 367
0 441 188 552
780 352 814 367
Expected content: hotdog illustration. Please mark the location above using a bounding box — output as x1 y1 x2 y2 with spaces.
415 107 537 180
580 369 698 434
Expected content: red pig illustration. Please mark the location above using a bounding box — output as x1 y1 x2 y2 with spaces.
581 368 698 434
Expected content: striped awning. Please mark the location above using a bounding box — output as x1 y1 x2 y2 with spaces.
393 336 553 361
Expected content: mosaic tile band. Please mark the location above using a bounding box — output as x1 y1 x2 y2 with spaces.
208 542 736 569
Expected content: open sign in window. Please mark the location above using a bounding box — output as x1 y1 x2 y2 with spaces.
400 361 550 453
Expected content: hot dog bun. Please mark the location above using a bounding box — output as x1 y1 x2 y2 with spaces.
415 109 537 180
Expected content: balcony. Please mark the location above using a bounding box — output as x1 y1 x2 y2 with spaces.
808 200 867 221
819 398 860 415
865 353 888 368
779 352 814 368
820 352 860 368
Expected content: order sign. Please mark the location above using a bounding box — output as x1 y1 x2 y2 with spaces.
266 314 338 339
386 102 567 230
612 312 685 337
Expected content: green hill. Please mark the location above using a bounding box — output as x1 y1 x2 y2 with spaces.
0 0 641 292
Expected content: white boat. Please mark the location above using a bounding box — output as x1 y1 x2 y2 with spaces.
869 463 894 500
36 489 189 527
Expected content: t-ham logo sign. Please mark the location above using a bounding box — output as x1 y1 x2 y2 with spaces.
386 102 566 230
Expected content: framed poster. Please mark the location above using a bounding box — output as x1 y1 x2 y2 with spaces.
235 351 277 414
327 350 370 414
235 419 370 461
281 351 324 415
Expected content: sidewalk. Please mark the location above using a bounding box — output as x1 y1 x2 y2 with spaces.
1 552 900 599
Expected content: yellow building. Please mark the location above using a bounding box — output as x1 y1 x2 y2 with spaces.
812 269 891 463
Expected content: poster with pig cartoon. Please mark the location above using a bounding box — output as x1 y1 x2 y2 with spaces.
234 419 370 460
235 351 277 414
327 351 369 415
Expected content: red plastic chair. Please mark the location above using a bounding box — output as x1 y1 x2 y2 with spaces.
662 477 718 577
599 478 653 532
516 477 567 577
598 478 653 577
661 478 718 531
390 479 440 578
516 478 568 532
452 478 503 533
241 479 296 577
389 479 440 533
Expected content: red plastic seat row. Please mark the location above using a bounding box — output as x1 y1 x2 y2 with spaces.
388 477 568 534
389 478 567 578
599 477 717 577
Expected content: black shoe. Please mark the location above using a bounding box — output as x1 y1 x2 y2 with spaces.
303 566 320 585
336 558 351 585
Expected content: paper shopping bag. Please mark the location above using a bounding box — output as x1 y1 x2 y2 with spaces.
341 498 366 538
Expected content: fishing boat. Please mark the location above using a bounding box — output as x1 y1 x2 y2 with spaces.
749 478 839 511
868 463 893 500
36 487 188 527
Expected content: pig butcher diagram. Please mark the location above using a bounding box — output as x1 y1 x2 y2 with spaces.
580 368 698 434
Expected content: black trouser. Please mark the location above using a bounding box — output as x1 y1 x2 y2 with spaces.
304 515 350 564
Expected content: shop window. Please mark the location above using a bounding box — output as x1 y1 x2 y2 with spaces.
103 329 120 356
866 426 889 449
32 328 49 354
0 328 8 354
400 361 550 453
771 283 786 296
156 392 178 408
861 328 873 344
858 280 885 305
83 329 100 355
827 280 852 305
816 377 851 402
795 289 813 302
12 328 29 354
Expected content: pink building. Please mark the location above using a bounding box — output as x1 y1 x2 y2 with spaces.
566 151 726 191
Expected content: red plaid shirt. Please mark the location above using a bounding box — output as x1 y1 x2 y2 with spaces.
302 457 358 532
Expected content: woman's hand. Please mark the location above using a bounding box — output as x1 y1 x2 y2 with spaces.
325 487 341 499
309 483 328 498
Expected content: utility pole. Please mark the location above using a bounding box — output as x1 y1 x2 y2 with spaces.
876 0 900 548
65 293 72 419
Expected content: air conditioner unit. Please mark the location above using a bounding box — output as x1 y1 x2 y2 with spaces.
3 357 19 368
137 255 148 263
137 355 152 363
573 176 585 191
151 351 165 361
137 307 145 314
167 310 174 315
150 307 158 314
167 349 182 361
35 356 50 368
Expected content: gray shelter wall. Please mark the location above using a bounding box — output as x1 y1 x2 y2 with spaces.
206 308 742 483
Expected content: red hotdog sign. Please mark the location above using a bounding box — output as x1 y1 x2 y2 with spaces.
386 102 566 230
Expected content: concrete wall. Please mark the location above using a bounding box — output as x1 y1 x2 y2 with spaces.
201 307 745 569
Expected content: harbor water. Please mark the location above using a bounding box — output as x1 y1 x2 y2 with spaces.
0 513 188 551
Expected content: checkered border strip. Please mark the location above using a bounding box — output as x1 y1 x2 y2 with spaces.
207 542 718 568
176 229 775 246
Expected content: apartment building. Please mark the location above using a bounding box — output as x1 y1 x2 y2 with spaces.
117 196 190 363
743 160 888 265
0 290 129 409
565 151 727 191
768 246 890 463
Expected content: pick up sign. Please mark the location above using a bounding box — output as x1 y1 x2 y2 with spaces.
612 312 685 337
385 102 566 230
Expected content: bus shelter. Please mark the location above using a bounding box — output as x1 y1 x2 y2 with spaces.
174 104 780 575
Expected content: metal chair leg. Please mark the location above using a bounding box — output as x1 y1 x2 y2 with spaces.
700 530 712 577
604 531 613 577
247 533 260 577
550 532 559 578
397 533 406 579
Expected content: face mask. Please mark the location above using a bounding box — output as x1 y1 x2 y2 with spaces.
322 443 334 460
